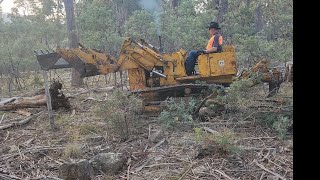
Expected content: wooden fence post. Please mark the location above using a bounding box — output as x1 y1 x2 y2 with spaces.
43 70 55 129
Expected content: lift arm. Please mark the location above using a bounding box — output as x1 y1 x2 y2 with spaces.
35 38 169 78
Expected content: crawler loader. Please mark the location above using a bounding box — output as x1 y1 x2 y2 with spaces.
35 37 282 112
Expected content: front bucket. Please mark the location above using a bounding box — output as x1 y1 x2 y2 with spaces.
35 50 100 77
35 51 72 71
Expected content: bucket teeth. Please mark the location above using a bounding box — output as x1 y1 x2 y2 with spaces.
34 49 55 56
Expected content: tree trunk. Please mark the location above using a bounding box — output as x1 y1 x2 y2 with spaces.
171 0 179 10
254 3 263 33
216 0 228 24
63 0 83 87
246 0 251 8
114 2 127 37
209 0 220 10
215 0 228 41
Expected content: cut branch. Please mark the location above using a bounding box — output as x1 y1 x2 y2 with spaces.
254 160 285 179
193 90 218 116
0 111 42 130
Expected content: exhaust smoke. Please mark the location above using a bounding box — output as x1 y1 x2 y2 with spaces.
138 0 162 36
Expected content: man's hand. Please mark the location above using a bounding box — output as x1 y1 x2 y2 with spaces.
197 50 206 55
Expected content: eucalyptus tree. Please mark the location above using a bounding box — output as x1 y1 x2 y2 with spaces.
222 0 293 67
76 0 122 57
63 0 83 86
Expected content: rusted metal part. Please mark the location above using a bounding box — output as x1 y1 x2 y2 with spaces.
143 104 162 115
238 60 270 79
35 46 119 78
237 60 284 97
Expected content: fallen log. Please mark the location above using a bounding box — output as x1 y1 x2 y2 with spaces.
0 95 46 111
0 81 70 111
0 97 19 106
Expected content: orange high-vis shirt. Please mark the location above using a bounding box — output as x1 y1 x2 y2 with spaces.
206 34 223 50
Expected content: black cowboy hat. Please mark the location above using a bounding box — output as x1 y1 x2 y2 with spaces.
208 22 221 30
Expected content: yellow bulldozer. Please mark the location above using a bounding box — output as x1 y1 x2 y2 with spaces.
35 37 282 112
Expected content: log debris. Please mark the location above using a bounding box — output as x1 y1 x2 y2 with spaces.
0 95 46 111
193 90 219 116
0 111 42 130
0 81 70 111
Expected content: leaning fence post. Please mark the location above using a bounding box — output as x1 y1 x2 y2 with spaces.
42 70 55 129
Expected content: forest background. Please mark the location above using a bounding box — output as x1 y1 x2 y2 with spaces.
0 0 293 78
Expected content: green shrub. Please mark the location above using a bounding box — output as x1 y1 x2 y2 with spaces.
272 115 291 139
254 111 292 139
79 123 101 135
213 129 241 154
158 97 198 130
97 90 143 141
215 78 256 111
193 127 241 155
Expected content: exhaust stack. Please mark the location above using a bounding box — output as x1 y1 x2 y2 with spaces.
158 35 163 54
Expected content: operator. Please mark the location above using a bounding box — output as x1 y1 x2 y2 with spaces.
185 21 223 76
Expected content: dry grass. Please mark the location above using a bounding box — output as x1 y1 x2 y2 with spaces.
63 143 83 159
79 122 101 135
